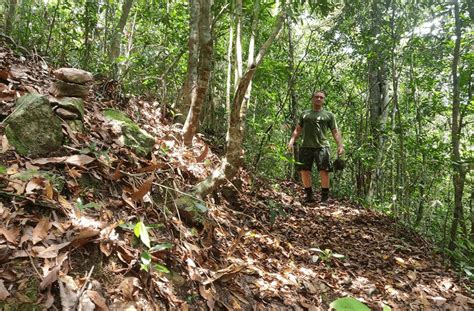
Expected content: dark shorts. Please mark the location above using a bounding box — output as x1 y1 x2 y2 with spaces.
297 147 333 172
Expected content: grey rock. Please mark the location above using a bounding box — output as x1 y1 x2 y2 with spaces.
50 80 90 98
5 94 63 156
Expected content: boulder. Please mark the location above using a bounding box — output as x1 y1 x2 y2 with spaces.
53 68 93 84
103 109 155 156
5 94 63 157
50 80 89 98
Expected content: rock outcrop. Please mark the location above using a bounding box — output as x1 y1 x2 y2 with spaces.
5 94 63 156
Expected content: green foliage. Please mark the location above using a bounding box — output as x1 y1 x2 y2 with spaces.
134 221 151 248
76 198 101 211
329 297 370 311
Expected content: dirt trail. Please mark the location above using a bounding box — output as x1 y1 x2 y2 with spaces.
211 182 474 310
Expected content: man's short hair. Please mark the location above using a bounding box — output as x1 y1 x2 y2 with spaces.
312 90 326 97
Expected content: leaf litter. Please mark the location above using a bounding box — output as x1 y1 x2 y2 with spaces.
0 46 472 310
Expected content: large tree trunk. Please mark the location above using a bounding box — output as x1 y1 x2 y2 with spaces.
182 0 213 146
448 0 466 253
194 8 286 197
366 1 389 203
4 0 17 35
109 0 134 72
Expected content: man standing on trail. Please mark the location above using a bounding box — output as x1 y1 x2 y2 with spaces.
287 90 344 204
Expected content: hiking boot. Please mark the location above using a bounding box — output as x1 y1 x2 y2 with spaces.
320 195 328 207
304 196 315 204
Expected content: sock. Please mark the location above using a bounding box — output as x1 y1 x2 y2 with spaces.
304 187 313 198
321 188 329 201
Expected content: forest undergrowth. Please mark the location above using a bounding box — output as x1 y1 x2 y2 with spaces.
0 47 472 310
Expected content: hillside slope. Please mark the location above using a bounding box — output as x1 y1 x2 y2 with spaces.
0 47 472 310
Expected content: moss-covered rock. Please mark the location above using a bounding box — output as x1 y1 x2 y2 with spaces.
103 109 155 157
67 119 86 134
5 94 63 157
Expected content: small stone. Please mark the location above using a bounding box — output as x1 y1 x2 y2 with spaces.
53 68 93 84
55 108 79 119
50 97 85 119
50 80 90 98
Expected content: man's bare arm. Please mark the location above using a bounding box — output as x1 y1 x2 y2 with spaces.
288 125 302 151
331 128 344 156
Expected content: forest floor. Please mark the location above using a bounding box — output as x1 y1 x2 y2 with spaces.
0 45 473 310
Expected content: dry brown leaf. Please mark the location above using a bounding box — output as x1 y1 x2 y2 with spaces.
110 161 122 181
44 181 54 199
1 135 9 153
118 277 141 301
196 143 209 162
87 290 109 311
136 162 164 173
99 243 112 257
31 154 95 167
0 226 20 244
130 175 154 201
32 217 52 245
40 266 61 290
0 280 10 301
25 177 44 195
32 242 70 258
59 275 78 310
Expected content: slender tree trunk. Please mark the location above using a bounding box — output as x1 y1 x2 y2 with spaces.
5 0 18 35
448 0 466 253
194 8 286 197
178 0 200 123
45 0 61 54
234 0 243 91
241 0 259 120
109 0 134 74
287 14 298 179
182 0 213 146
225 22 234 112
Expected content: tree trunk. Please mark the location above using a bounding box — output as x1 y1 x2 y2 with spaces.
177 0 200 124
109 0 134 72
194 8 286 197
234 0 243 91
241 0 259 120
366 1 389 204
4 0 18 35
448 0 466 253
182 0 213 146
225 22 234 112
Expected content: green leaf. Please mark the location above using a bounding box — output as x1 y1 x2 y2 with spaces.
0 166 6 174
134 221 151 248
154 263 170 274
382 305 392 311
149 242 173 252
193 202 208 213
332 253 346 259
329 297 370 311
141 251 152 265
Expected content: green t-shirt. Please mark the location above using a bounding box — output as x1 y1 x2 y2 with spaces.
299 109 337 148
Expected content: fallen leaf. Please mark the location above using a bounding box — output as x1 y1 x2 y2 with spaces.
32 242 70 258
44 181 54 199
0 280 10 300
0 226 20 244
32 217 51 245
59 275 78 310
196 143 209 162
130 175 154 201
31 154 95 167
87 290 109 311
